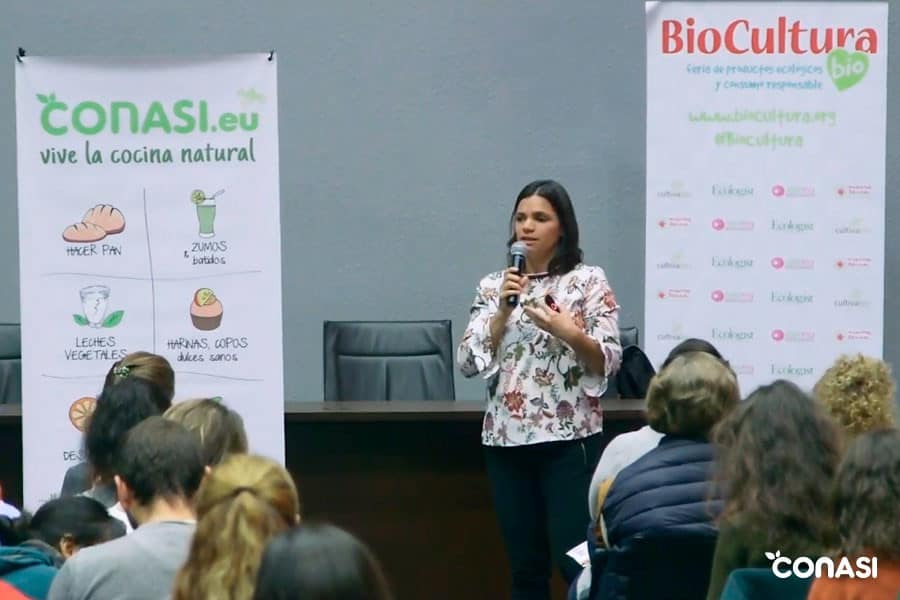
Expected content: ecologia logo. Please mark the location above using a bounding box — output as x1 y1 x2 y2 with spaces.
766 550 877 579
771 184 815 198
770 363 815 376
712 256 754 269
656 181 691 199
771 219 814 233
656 251 691 270
711 327 754 341
770 291 814 304
771 257 815 270
36 93 260 136
834 218 870 235
771 329 816 343
711 184 753 197
710 289 754 303
834 289 871 309
711 218 755 232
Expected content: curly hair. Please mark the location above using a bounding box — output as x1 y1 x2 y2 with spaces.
645 352 739 438
813 353 895 436
714 380 842 549
172 454 300 600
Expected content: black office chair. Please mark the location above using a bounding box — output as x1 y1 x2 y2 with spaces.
603 326 644 399
590 529 718 600
0 323 22 404
323 320 455 401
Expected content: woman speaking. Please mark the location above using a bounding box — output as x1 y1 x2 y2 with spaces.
458 179 622 599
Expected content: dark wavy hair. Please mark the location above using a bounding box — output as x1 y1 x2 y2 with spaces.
507 179 583 275
834 428 900 559
85 377 165 481
252 523 393 600
714 380 841 548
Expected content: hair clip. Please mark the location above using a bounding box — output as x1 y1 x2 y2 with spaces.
113 365 131 378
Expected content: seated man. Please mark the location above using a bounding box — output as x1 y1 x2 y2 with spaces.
47 417 204 600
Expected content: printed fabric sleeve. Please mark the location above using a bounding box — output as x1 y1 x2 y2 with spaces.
457 280 500 379
581 269 623 378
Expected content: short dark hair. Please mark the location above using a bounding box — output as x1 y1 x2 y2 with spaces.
0 496 125 547
116 417 205 505
507 179 583 275
662 338 724 369
85 377 164 480
834 428 900 559
252 523 393 600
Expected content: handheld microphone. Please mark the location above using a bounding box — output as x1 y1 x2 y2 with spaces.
506 241 528 307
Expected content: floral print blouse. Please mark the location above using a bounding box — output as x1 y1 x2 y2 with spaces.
458 264 622 447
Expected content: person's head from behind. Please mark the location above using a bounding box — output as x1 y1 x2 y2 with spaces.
172 454 300 600
833 428 900 559
103 351 175 408
114 417 205 524
85 377 165 484
164 398 248 466
661 338 725 369
714 380 841 547
507 179 583 276
813 353 896 436
26 496 125 558
645 352 739 439
0 496 125 557
253 523 393 600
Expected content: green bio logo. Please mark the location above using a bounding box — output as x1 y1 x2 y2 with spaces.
827 49 869 91
37 93 260 136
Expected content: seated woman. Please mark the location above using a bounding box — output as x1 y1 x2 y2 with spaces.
253 523 393 600
808 428 900 599
705 380 842 600
814 353 895 437
0 497 125 599
579 352 738 598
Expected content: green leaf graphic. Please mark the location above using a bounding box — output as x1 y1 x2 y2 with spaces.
73 314 89 326
37 94 49 104
101 310 124 328
827 49 869 91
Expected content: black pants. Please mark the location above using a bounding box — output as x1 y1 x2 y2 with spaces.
484 433 603 600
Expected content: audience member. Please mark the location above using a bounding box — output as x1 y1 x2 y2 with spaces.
172 454 300 600
253 523 393 600
808 428 900 599
0 497 124 599
163 398 248 466
47 417 204 600
814 353 895 436
706 380 841 600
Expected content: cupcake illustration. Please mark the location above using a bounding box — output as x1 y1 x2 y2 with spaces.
190 288 223 330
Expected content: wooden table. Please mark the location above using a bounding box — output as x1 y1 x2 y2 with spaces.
0 399 645 600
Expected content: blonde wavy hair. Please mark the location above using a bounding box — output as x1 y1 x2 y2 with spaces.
172 454 300 600
164 398 248 466
813 354 896 436
646 352 740 437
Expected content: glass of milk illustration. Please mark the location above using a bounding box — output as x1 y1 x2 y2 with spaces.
79 285 110 328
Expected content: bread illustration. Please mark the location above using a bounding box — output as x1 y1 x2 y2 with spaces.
83 204 126 234
62 222 107 243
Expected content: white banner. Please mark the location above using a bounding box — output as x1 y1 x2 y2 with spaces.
645 2 887 392
15 54 284 508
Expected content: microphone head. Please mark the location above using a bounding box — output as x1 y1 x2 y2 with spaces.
510 241 528 258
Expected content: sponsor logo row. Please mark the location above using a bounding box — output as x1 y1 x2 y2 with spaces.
655 256 873 270
655 182 873 199
656 217 872 234
655 289 873 307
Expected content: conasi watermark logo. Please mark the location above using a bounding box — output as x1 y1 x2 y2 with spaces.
766 551 877 579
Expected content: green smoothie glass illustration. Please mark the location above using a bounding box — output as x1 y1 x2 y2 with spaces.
191 189 224 238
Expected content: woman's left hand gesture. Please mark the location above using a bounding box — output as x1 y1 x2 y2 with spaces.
522 302 580 343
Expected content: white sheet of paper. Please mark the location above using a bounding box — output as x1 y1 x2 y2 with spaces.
566 541 591 567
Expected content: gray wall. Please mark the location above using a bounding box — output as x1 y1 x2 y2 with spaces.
0 1 894 401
